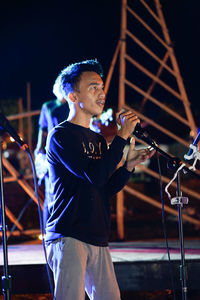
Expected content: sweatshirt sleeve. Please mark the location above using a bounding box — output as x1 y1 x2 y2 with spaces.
104 165 133 198
46 127 127 187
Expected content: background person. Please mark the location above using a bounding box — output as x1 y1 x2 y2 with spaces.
34 80 69 230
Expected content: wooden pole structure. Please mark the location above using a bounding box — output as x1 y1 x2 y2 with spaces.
1 108 43 237
123 103 190 146
125 29 175 75
18 98 24 139
124 79 190 127
137 164 200 201
118 0 126 110
7 110 41 121
5 207 23 231
116 0 127 240
125 53 184 101
26 82 33 152
124 185 200 226
140 51 170 112
155 0 197 135
114 0 199 240
2 157 43 209
104 40 121 96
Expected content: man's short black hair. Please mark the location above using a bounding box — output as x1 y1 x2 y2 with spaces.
55 59 103 99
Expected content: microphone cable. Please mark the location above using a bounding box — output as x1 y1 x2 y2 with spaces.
156 152 176 300
7 177 45 240
26 148 55 300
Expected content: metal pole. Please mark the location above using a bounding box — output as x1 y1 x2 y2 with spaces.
176 172 188 300
0 136 12 299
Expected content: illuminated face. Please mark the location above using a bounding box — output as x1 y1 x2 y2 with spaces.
74 71 105 117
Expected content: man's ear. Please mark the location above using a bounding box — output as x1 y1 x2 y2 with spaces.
68 92 77 103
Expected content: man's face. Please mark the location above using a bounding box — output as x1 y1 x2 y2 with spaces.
74 71 105 116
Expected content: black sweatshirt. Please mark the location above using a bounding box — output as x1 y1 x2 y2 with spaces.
45 121 132 246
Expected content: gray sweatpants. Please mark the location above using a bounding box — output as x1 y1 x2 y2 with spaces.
46 237 121 300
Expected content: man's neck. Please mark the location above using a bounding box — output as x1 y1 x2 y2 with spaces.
68 112 91 128
67 103 93 128
70 118 90 128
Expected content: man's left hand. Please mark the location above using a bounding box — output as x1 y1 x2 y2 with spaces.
125 138 155 172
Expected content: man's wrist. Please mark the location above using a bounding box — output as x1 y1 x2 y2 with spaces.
117 131 129 141
124 160 135 172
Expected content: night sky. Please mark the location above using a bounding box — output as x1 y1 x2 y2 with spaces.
0 0 200 123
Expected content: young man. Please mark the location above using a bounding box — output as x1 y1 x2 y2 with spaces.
45 59 154 300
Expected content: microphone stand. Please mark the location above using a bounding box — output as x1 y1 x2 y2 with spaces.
175 171 188 300
0 135 12 299
133 130 200 300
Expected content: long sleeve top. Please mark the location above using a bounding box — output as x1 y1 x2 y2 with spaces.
45 121 133 246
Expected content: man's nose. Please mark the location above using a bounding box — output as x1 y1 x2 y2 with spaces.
99 90 105 99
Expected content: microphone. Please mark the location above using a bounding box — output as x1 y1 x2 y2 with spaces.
118 109 156 146
0 110 29 151
133 123 156 147
184 129 200 160
133 123 147 137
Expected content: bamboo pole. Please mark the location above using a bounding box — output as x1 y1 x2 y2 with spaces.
26 82 33 152
125 53 183 101
1 102 42 234
124 79 190 127
115 0 199 238
126 4 169 49
155 0 197 134
126 29 175 76
140 51 170 111
118 0 127 109
116 0 127 240
7 110 41 121
140 0 161 24
4 174 33 183
3 173 46 199
123 104 189 147
18 98 24 139
124 185 200 226
5 206 23 231
104 40 121 96
116 190 125 240
0 228 41 238
137 164 200 201
2 157 43 209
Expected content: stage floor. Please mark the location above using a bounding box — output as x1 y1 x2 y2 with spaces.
0 239 200 265
0 239 200 294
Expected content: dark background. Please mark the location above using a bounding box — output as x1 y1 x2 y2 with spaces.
0 0 200 120
1 3 200 299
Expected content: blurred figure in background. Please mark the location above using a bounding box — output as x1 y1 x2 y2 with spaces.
34 78 69 230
